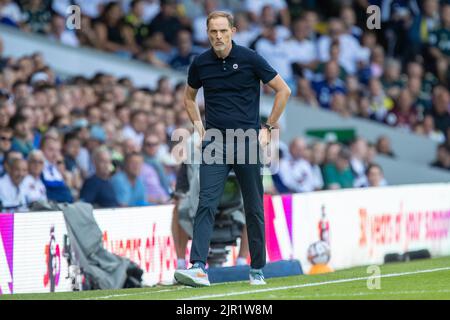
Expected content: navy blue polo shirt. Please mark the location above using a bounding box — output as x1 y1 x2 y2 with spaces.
187 40 278 130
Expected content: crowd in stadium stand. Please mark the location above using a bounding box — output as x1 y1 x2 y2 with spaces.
0 0 449 211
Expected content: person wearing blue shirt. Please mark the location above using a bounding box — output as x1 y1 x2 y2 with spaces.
80 147 119 208
312 61 347 109
111 152 148 207
174 11 291 287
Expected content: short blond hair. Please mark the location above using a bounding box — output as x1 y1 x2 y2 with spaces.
206 11 234 29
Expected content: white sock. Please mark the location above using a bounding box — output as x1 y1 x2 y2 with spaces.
236 257 248 266
177 258 186 269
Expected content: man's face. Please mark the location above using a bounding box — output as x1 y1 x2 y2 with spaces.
10 160 27 187
207 17 235 52
143 136 160 157
42 140 61 164
368 167 383 187
126 155 143 178
0 130 12 153
28 155 44 177
95 151 112 178
132 113 147 133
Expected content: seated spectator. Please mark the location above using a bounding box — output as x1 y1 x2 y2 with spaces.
295 78 319 107
314 40 347 81
376 135 396 157
317 18 362 75
10 114 34 158
80 147 119 208
330 92 351 117
323 148 355 189
428 4 450 86
430 143 450 170
21 150 47 205
122 0 150 51
309 141 325 191
169 30 202 73
364 163 386 187
386 89 418 130
0 158 28 212
76 14 100 49
21 0 52 34
148 0 183 48
381 58 402 99
421 114 446 143
142 133 171 194
278 137 315 193
191 0 219 47
286 18 319 80
0 0 24 27
93 2 134 57
122 110 147 148
232 11 260 48
367 78 394 122
349 137 368 188
312 61 346 109
40 135 73 203
56 152 81 199
140 135 171 204
0 126 12 175
427 86 450 137
111 152 148 207
47 13 80 47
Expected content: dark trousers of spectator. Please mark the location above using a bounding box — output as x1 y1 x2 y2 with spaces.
190 134 266 270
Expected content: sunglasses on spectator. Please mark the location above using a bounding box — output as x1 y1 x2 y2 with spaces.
145 141 159 147
0 136 12 141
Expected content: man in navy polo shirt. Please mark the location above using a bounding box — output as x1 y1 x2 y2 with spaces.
174 11 291 287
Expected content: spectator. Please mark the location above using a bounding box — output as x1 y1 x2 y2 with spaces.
21 0 52 34
192 0 219 47
314 40 347 81
387 89 418 130
0 0 24 27
295 77 319 107
142 133 171 195
244 0 290 28
140 134 171 204
364 163 386 187
428 86 450 136
309 141 325 190
350 137 369 187
47 14 80 47
232 11 260 48
376 135 396 157
428 4 450 86
286 18 319 80
340 6 363 40
169 30 201 73
122 0 150 50
80 147 119 208
10 114 34 158
148 0 183 47
323 147 355 189
122 110 147 148
330 92 351 117
278 137 315 193
111 152 148 207
76 14 100 49
312 61 346 109
381 58 403 99
93 2 134 56
430 143 450 170
0 126 12 175
422 114 446 143
367 78 394 122
0 158 28 211
317 18 362 75
255 24 294 90
40 135 73 203
21 149 47 204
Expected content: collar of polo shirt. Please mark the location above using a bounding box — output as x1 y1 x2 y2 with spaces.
210 40 238 60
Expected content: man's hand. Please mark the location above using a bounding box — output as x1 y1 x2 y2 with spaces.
259 127 271 147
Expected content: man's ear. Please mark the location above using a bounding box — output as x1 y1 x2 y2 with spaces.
231 27 237 34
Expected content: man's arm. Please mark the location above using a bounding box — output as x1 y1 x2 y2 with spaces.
265 74 291 126
184 84 205 139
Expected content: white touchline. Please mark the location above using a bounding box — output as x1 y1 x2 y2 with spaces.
181 266 450 300
80 286 187 300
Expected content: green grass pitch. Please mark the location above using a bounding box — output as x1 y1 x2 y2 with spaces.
2 256 450 300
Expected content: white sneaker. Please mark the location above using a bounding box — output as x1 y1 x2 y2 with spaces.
174 267 211 287
249 270 266 285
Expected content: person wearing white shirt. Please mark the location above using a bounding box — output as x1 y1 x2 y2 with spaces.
0 158 28 212
232 12 260 47
285 18 319 81
0 0 24 25
317 19 362 75
21 150 47 205
122 110 147 148
278 137 315 193
47 14 80 47
255 26 293 88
